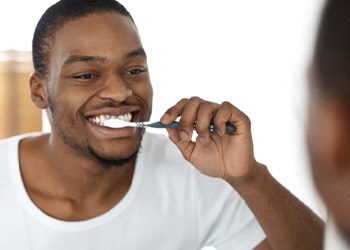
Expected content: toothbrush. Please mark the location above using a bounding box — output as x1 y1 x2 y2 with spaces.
103 119 236 134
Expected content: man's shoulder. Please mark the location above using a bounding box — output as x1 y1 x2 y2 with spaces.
0 134 21 150
0 132 43 154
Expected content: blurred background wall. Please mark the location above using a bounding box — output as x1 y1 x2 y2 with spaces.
0 50 41 138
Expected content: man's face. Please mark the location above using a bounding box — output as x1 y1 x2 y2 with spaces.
44 12 153 165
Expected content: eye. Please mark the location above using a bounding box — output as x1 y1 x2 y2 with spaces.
74 73 98 79
124 68 147 75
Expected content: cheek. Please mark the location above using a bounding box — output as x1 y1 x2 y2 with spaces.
306 116 321 173
49 87 88 127
306 92 339 199
56 93 80 114
306 114 329 202
306 95 326 178
133 83 153 109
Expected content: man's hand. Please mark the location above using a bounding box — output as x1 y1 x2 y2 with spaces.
161 97 324 250
160 96 258 181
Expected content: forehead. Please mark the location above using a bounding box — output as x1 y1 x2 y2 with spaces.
51 12 142 62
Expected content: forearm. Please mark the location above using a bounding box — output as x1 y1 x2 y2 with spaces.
227 163 324 250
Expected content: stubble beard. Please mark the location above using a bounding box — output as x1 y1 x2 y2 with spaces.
47 95 142 169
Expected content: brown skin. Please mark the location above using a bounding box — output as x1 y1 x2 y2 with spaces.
20 11 322 248
22 13 152 221
161 97 324 249
307 70 350 240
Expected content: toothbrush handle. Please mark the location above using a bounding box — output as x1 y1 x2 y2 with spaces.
145 121 179 129
147 121 236 134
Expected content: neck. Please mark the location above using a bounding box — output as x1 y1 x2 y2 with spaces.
19 133 137 221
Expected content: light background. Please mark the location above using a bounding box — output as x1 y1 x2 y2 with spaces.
0 0 326 217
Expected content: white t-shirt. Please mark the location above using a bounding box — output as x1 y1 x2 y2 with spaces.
0 132 265 250
324 216 350 250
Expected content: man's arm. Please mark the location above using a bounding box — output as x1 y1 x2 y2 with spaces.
229 162 324 249
161 97 324 249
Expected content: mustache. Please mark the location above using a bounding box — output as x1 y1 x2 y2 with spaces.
79 100 138 114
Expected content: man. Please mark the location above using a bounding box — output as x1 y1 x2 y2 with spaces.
307 0 350 248
0 0 323 249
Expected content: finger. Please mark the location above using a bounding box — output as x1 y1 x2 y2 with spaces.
214 101 251 136
160 98 189 124
177 96 204 141
166 127 195 161
212 101 235 137
195 101 220 144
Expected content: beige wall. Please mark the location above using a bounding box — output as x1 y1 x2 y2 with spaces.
0 51 41 138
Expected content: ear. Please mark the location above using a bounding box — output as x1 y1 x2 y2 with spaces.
29 72 48 109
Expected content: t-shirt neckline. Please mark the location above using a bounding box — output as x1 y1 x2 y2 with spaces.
8 133 144 231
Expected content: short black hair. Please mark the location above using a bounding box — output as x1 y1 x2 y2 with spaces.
313 0 350 101
32 0 133 77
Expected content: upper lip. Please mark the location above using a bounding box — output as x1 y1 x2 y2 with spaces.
84 106 140 121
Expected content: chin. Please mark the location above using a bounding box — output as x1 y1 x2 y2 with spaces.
87 140 142 167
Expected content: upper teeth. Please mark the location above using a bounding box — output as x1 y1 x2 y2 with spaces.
89 113 132 126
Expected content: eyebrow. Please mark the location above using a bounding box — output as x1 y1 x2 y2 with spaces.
125 48 147 59
63 55 107 67
62 48 147 67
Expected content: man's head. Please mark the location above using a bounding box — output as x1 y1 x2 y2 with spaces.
308 0 350 238
32 0 133 78
30 0 153 168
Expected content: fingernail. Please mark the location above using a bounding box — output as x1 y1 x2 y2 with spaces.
160 113 170 121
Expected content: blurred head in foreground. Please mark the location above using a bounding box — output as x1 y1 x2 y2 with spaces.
308 0 350 242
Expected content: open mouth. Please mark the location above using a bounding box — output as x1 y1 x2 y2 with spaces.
88 113 132 127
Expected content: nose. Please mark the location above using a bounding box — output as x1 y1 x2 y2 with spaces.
98 74 132 101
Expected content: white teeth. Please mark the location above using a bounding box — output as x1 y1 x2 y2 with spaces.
89 113 132 126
